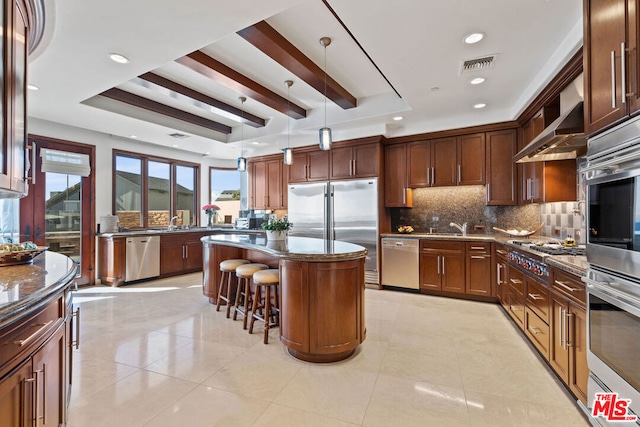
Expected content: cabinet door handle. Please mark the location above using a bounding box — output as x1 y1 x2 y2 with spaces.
426 166 430 186
497 263 502 284
622 42 627 104
566 312 574 348
11 321 53 346
561 308 567 350
528 325 541 335
458 164 461 183
558 307 563 347
307 164 310 179
554 280 579 293
612 49 617 108
72 307 81 349
24 375 36 422
441 257 445 275
27 141 37 183
431 167 434 186
437 255 440 275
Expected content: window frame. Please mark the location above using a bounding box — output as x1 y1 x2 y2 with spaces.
112 150 200 229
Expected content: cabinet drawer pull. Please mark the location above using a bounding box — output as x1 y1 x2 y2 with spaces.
509 305 519 312
554 280 579 292
10 321 53 347
612 49 617 108
496 249 507 255
621 42 627 105
528 325 541 335
72 307 81 350
471 255 486 259
510 278 523 284
470 246 485 250
528 293 543 301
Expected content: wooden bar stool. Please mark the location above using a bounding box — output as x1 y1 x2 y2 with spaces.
216 259 250 318
249 269 280 344
233 263 269 329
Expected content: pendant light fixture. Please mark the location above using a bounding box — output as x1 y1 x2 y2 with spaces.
283 80 294 165
237 96 247 172
319 36 332 151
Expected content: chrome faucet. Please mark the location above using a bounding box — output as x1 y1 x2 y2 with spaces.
168 215 180 231
449 222 467 236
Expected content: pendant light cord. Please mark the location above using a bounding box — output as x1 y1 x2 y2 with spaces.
287 85 291 149
323 44 327 128
240 98 245 157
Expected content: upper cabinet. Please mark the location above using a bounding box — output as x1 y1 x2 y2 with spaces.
384 144 412 207
0 0 38 198
288 150 330 183
330 141 380 180
486 129 517 205
248 158 286 210
457 133 486 185
584 0 640 136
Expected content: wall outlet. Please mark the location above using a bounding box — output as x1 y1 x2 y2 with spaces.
432 216 439 222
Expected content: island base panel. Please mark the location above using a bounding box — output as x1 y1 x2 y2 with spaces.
287 348 356 363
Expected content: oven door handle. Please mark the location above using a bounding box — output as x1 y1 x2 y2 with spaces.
585 279 640 319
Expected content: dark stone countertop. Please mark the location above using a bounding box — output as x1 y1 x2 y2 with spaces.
0 251 78 327
201 234 367 262
545 255 589 277
99 226 266 238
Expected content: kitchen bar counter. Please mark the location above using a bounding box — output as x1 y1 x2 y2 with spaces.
0 251 78 327
202 234 367 363
98 226 265 238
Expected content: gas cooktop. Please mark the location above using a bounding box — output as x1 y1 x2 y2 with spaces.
510 240 586 256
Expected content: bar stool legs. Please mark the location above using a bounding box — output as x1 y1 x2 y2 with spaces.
216 259 250 318
249 269 280 344
233 263 268 329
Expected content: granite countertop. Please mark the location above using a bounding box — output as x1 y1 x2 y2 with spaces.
380 232 496 241
100 226 266 238
544 255 589 277
201 234 367 262
0 251 78 327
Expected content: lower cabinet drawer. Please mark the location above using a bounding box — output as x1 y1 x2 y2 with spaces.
525 307 550 360
526 278 549 323
506 289 525 330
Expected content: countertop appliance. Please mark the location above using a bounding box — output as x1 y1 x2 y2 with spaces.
125 235 160 282
287 179 379 283
381 238 419 289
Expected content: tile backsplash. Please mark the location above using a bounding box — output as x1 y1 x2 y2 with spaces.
539 201 585 243
391 186 540 234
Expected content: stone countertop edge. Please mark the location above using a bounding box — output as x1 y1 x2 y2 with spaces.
545 256 588 277
99 227 266 238
201 234 367 262
0 252 78 328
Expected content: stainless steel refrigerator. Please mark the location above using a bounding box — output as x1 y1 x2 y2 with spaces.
287 178 379 283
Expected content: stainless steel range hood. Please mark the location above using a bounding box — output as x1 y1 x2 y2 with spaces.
514 101 586 163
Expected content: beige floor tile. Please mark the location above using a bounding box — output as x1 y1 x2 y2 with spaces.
253 403 360 427
363 374 471 427
68 354 139 405
380 346 464 388
67 370 198 427
274 365 378 424
143 385 270 427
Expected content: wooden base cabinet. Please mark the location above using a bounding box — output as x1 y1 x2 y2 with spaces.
160 233 205 277
465 242 492 296
419 240 465 293
494 245 509 304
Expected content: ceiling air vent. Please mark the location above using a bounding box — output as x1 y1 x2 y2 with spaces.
168 132 190 139
460 54 498 74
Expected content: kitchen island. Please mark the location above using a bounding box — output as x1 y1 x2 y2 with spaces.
201 234 367 363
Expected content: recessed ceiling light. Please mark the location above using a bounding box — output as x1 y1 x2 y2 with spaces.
470 77 485 85
464 33 484 44
129 135 137 139
27 84 39 91
252 141 260 145
430 87 440 92
393 116 404 121
109 53 129 64
204 152 210 155
172 144 178 147
474 103 487 109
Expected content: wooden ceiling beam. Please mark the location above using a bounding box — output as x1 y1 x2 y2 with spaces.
237 21 357 110
137 72 266 128
176 51 307 119
99 87 232 134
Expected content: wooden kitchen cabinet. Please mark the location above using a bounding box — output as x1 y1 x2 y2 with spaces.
384 144 412 207
506 265 526 329
465 242 492 296
494 244 509 304
549 267 588 404
287 150 329 183
524 276 551 360
407 140 431 187
486 129 517 205
330 142 379 179
584 0 640 136
431 137 458 186
160 233 205 277
419 240 465 293
0 0 32 198
457 133 485 185
248 158 286 210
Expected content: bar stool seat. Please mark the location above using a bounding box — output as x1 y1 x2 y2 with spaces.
216 259 250 318
249 269 280 344
233 263 269 329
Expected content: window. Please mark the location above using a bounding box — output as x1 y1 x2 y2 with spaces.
209 167 245 224
113 151 199 228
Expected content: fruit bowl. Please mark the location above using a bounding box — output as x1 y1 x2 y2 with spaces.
492 223 544 237
397 225 414 234
0 245 48 266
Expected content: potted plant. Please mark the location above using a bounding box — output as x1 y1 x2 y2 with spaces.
261 216 292 240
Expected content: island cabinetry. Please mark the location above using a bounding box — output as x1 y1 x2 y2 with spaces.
384 144 412 207
280 258 365 363
584 0 640 136
288 150 330 183
160 232 206 277
465 242 492 296
0 292 69 427
330 141 380 179
486 129 517 205
524 276 551 360
419 240 465 294
549 267 588 404
505 266 526 329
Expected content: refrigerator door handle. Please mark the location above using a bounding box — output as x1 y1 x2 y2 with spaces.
329 184 335 240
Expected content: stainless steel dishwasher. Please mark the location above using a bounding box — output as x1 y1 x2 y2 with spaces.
381 238 419 289
125 236 160 282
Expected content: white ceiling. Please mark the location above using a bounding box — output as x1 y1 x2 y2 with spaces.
28 0 583 160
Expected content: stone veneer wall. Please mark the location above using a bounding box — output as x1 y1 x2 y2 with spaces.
391 186 540 234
